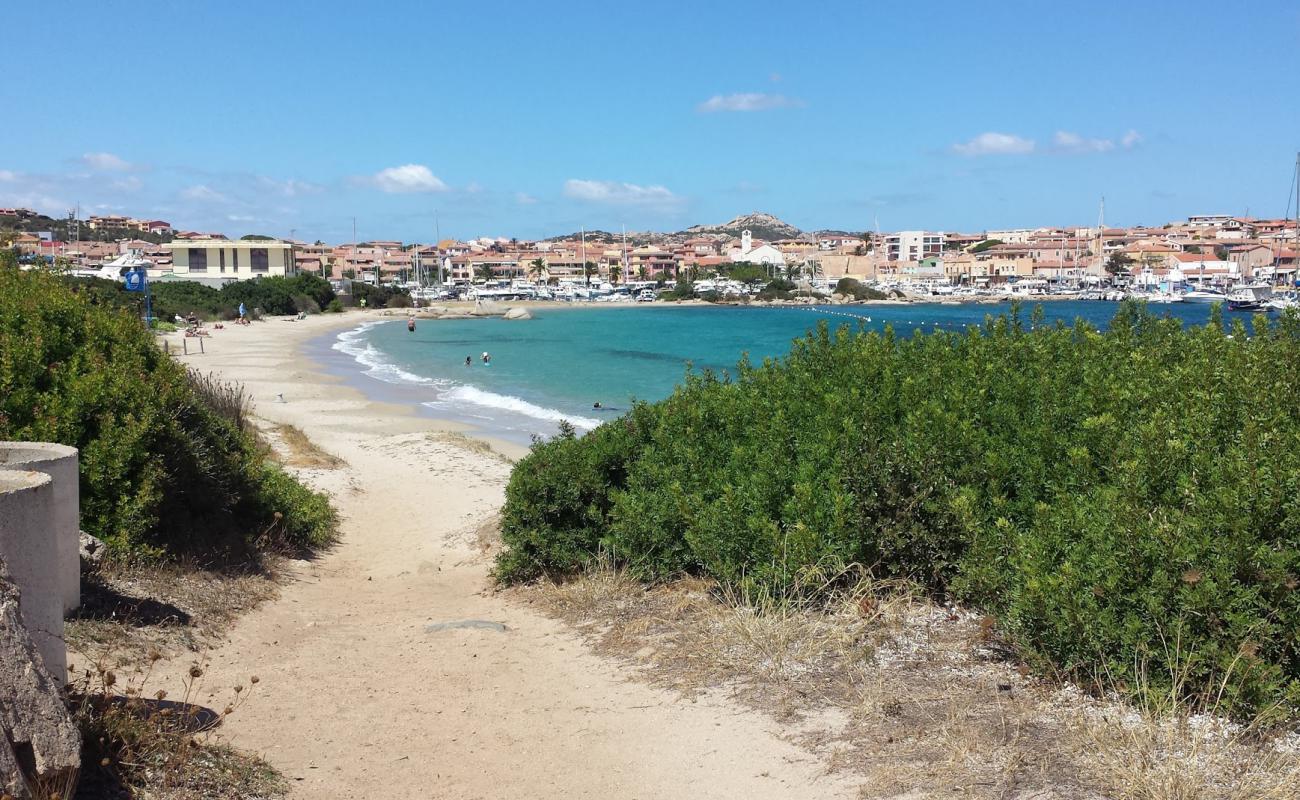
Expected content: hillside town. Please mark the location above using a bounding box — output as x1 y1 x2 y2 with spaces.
5 206 1299 301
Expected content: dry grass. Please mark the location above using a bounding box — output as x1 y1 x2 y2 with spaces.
1072 704 1300 800
188 371 252 434
69 655 284 800
269 423 344 469
427 431 514 463
65 558 291 799
67 558 283 666
1063 661 1300 800
517 559 1300 799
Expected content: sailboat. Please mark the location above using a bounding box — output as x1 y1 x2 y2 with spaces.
1267 153 1300 311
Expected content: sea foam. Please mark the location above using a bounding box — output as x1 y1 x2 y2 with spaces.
333 321 600 432
429 385 601 431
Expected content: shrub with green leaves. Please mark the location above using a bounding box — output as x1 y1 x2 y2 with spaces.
496 302 1300 719
0 269 335 559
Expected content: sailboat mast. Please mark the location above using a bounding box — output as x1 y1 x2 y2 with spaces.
434 211 442 285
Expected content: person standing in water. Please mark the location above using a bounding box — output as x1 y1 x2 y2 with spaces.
481 352 491 365
465 356 472 367
407 317 416 333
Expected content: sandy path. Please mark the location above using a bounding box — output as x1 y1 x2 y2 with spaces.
159 313 856 799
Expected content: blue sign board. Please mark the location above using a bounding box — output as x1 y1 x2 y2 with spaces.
124 268 147 292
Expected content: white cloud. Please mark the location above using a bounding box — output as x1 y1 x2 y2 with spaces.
563 179 680 207
180 184 227 203
256 176 323 197
1052 131 1116 154
0 170 16 182
696 93 803 113
371 164 448 193
953 132 1036 156
81 152 133 171
110 176 144 192
515 192 538 205
1051 129 1143 154
0 190 67 215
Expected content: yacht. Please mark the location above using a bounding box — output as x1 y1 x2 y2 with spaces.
1182 288 1228 304
1266 292 1299 312
68 249 150 281
1227 283 1273 311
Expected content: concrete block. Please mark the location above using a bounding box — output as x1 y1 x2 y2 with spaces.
0 470 65 683
0 443 80 613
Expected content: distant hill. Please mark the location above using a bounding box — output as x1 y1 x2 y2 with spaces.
0 212 173 245
543 212 818 247
684 212 803 241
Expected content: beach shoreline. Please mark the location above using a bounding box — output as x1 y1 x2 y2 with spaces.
150 309 858 799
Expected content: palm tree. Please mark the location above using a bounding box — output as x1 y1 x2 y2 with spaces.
608 262 621 285
637 264 649 281
475 263 496 283
583 260 597 288
528 257 546 283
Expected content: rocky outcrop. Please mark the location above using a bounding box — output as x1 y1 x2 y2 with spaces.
0 562 80 799
470 300 508 317
79 531 105 574
502 307 532 320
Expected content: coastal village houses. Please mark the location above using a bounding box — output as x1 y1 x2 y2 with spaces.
8 204 1300 289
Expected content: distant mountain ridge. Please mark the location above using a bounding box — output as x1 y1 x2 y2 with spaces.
544 212 810 247
684 212 803 241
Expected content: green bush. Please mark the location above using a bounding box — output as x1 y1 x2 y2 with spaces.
0 269 336 559
326 298 344 313
834 277 887 301
219 274 335 317
350 282 409 309
496 302 1300 719
152 281 225 321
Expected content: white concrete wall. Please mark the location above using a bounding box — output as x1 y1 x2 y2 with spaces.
0 443 79 613
0 470 65 683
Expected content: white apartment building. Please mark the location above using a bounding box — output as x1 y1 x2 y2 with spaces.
984 228 1037 244
163 239 296 284
884 230 944 261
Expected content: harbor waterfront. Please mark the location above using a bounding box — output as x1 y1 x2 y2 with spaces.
318 301 1242 443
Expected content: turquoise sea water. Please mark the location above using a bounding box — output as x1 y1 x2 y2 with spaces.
328 302 1237 444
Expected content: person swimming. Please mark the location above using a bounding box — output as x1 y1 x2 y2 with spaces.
592 401 602 409
465 356 472 366
481 351 491 364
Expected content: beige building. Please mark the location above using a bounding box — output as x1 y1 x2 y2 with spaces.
163 239 296 283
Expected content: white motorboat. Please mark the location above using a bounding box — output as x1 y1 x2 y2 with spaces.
68 249 150 281
1182 289 1228 303
1266 292 1299 311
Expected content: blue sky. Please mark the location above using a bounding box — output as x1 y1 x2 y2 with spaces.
4 0 1300 242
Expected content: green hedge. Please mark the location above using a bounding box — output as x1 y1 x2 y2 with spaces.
52 273 337 323
0 269 335 559
496 302 1300 718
